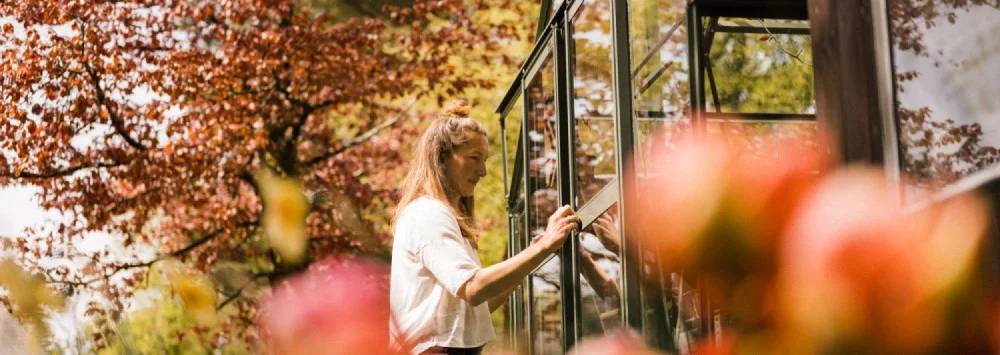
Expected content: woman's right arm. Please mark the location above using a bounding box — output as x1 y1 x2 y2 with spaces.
458 205 579 307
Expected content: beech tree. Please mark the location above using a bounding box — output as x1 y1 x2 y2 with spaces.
0 0 527 347
887 0 1000 188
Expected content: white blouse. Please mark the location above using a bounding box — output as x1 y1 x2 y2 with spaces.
389 197 495 354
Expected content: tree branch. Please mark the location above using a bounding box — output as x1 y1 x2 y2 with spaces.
216 272 269 311
4 161 126 179
46 220 259 287
79 20 146 151
302 99 416 168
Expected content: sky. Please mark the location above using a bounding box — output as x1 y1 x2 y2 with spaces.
893 7 1000 144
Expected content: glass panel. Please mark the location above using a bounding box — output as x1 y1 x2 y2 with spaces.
510 172 530 353
886 1 1000 198
572 0 617 206
525 51 562 355
628 0 691 176
706 119 820 153
628 1 691 350
706 19 814 114
578 202 623 338
505 99 525 197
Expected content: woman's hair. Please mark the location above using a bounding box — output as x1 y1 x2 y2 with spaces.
395 99 488 245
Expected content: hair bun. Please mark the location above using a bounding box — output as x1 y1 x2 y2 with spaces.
443 99 472 118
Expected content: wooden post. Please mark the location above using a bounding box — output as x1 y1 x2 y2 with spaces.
808 0 887 164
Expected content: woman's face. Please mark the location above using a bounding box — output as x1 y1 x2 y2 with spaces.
444 133 488 198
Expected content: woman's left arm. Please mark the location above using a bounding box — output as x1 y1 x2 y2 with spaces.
487 291 511 313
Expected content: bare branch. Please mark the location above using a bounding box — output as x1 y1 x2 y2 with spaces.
46 220 259 287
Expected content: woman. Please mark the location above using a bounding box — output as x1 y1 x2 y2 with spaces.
390 102 580 355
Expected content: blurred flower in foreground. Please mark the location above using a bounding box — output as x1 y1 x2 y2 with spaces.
570 330 663 355
778 168 995 354
257 168 309 264
0 259 65 353
635 129 827 324
259 257 397 354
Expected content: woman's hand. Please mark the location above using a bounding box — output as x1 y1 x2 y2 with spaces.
535 205 580 254
459 205 578 307
592 214 620 254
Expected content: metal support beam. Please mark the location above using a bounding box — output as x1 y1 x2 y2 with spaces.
609 0 644 331
703 17 722 112
554 21 581 351
687 4 706 133
520 74 536 354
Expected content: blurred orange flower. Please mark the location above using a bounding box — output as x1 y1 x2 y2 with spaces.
778 168 993 354
635 128 827 324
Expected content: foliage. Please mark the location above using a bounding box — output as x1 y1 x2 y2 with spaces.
888 0 1000 190
97 260 253 354
707 23 814 114
0 0 527 350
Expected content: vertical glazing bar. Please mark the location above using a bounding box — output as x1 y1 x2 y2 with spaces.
521 76 535 355
609 0 644 331
687 3 705 132
506 212 517 350
537 0 554 41
501 117 510 199
870 0 902 202
554 20 581 351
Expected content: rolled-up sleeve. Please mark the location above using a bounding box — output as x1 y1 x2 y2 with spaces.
413 204 481 298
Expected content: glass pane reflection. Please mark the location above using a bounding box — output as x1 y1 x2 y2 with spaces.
886 1 1000 198
526 51 562 355
578 202 623 338
628 0 691 178
573 0 617 206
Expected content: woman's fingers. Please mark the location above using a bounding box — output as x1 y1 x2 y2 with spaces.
547 205 571 224
594 222 610 238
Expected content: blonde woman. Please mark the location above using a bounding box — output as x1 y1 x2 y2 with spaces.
390 102 580 355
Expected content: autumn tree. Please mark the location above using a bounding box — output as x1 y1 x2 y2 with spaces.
887 0 1000 189
0 0 524 348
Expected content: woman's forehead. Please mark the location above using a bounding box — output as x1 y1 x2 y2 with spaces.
457 133 489 152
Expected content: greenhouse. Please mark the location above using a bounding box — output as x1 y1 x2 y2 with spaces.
495 0 1000 353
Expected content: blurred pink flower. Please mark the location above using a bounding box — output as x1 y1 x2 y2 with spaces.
259 257 399 355
569 330 662 355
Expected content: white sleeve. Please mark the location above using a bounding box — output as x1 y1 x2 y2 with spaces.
411 203 481 298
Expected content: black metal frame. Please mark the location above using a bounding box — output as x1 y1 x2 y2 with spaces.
489 0 979 352
496 0 819 352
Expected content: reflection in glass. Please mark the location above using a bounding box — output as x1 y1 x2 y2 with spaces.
508 165 529 353
573 0 617 206
578 202 623 338
706 119 820 154
886 1 1000 197
526 53 562 355
628 0 691 175
628 2 693 350
505 100 525 187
